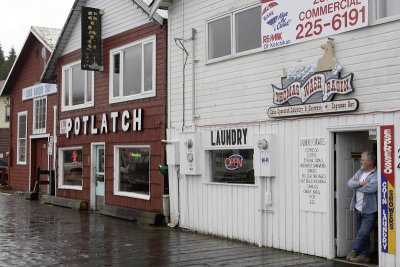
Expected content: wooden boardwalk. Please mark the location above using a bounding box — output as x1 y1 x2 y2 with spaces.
0 192 374 266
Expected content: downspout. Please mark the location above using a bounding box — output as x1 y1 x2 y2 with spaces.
53 105 57 196
191 28 197 126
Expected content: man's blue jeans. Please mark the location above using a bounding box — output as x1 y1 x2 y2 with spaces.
354 209 377 256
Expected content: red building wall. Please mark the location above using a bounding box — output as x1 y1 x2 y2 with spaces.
8 36 56 191
55 23 167 212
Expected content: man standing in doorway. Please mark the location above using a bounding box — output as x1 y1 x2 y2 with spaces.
346 151 377 264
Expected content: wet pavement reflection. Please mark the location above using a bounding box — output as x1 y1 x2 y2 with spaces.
0 193 356 266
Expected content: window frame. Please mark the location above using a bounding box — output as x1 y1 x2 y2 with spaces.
5 105 10 122
32 96 47 135
61 60 94 112
371 0 400 24
109 36 157 104
113 145 151 200
206 147 256 185
17 111 28 165
58 146 83 190
206 4 262 64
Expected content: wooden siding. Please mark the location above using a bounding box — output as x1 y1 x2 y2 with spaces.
8 35 55 191
168 0 400 128
63 0 154 56
167 1 400 266
56 21 167 212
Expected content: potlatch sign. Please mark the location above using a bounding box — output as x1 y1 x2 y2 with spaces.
262 0 368 50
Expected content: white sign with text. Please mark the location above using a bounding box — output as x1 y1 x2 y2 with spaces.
262 0 368 50
299 137 328 212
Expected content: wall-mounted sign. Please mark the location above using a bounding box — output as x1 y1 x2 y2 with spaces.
380 125 396 254
299 137 327 213
272 73 354 105
81 6 102 71
22 83 57 101
262 0 368 50
268 99 358 118
60 109 143 138
209 128 251 147
224 154 244 171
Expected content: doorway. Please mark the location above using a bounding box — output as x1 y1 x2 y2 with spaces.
334 131 378 264
31 138 49 192
91 143 105 210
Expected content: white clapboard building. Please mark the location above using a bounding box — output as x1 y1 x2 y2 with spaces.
150 0 400 265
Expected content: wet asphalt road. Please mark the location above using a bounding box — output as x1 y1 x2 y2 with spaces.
0 192 357 266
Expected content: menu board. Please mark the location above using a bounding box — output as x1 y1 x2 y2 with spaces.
299 137 328 212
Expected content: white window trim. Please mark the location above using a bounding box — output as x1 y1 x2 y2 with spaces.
206 4 262 64
370 0 400 25
17 111 28 165
204 146 257 186
32 96 47 135
61 60 94 112
58 146 83 190
109 35 156 104
113 145 151 200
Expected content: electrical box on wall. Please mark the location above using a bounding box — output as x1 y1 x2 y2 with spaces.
164 140 180 165
179 132 201 175
253 134 276 177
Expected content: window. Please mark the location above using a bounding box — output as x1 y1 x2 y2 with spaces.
5 106 10 122
33 97 47 134
207 5 261 61
114 146 150 199
62 61 93 111
17 111 27 164
210 149 254 184
377 0 400 19
59 147 83 189
110 36 156 103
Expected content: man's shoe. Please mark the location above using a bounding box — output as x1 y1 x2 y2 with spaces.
346 250 358 261
350 254 370 264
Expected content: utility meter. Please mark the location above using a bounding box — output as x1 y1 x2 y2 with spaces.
180 132 201 175
254 134 276 177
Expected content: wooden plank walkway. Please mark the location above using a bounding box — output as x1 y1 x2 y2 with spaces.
0 193 376 266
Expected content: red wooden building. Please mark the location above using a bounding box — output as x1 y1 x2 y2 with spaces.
0 26 60 191
41 0 167 220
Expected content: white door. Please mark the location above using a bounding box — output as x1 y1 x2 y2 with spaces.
335 132 372 257
95 145 105 209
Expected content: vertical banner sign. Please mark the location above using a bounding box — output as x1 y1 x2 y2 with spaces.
380 125 396 254
299 137 328 212
81 7 102 71
261 0 368 50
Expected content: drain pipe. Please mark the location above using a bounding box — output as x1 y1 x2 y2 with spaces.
191 28 198 125
53 105 57 196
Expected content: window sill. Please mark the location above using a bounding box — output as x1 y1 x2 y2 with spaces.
205 47 263 65
114 191 150 200
203 181 257 187
371 14 400 26
16 161 27 165
109 91 156 104
61 102 94 112
58 185 83 191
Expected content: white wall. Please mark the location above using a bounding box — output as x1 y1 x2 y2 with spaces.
63 0 152 55
167 0 400 265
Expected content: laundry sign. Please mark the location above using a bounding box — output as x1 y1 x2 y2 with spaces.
380 125 396 254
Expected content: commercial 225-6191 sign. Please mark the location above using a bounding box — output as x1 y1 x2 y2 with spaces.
261 0 368 50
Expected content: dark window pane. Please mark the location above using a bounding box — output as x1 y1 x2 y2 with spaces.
211 149 254 184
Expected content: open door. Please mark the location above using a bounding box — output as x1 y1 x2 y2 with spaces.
335 131 373 257
91 144 105 210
